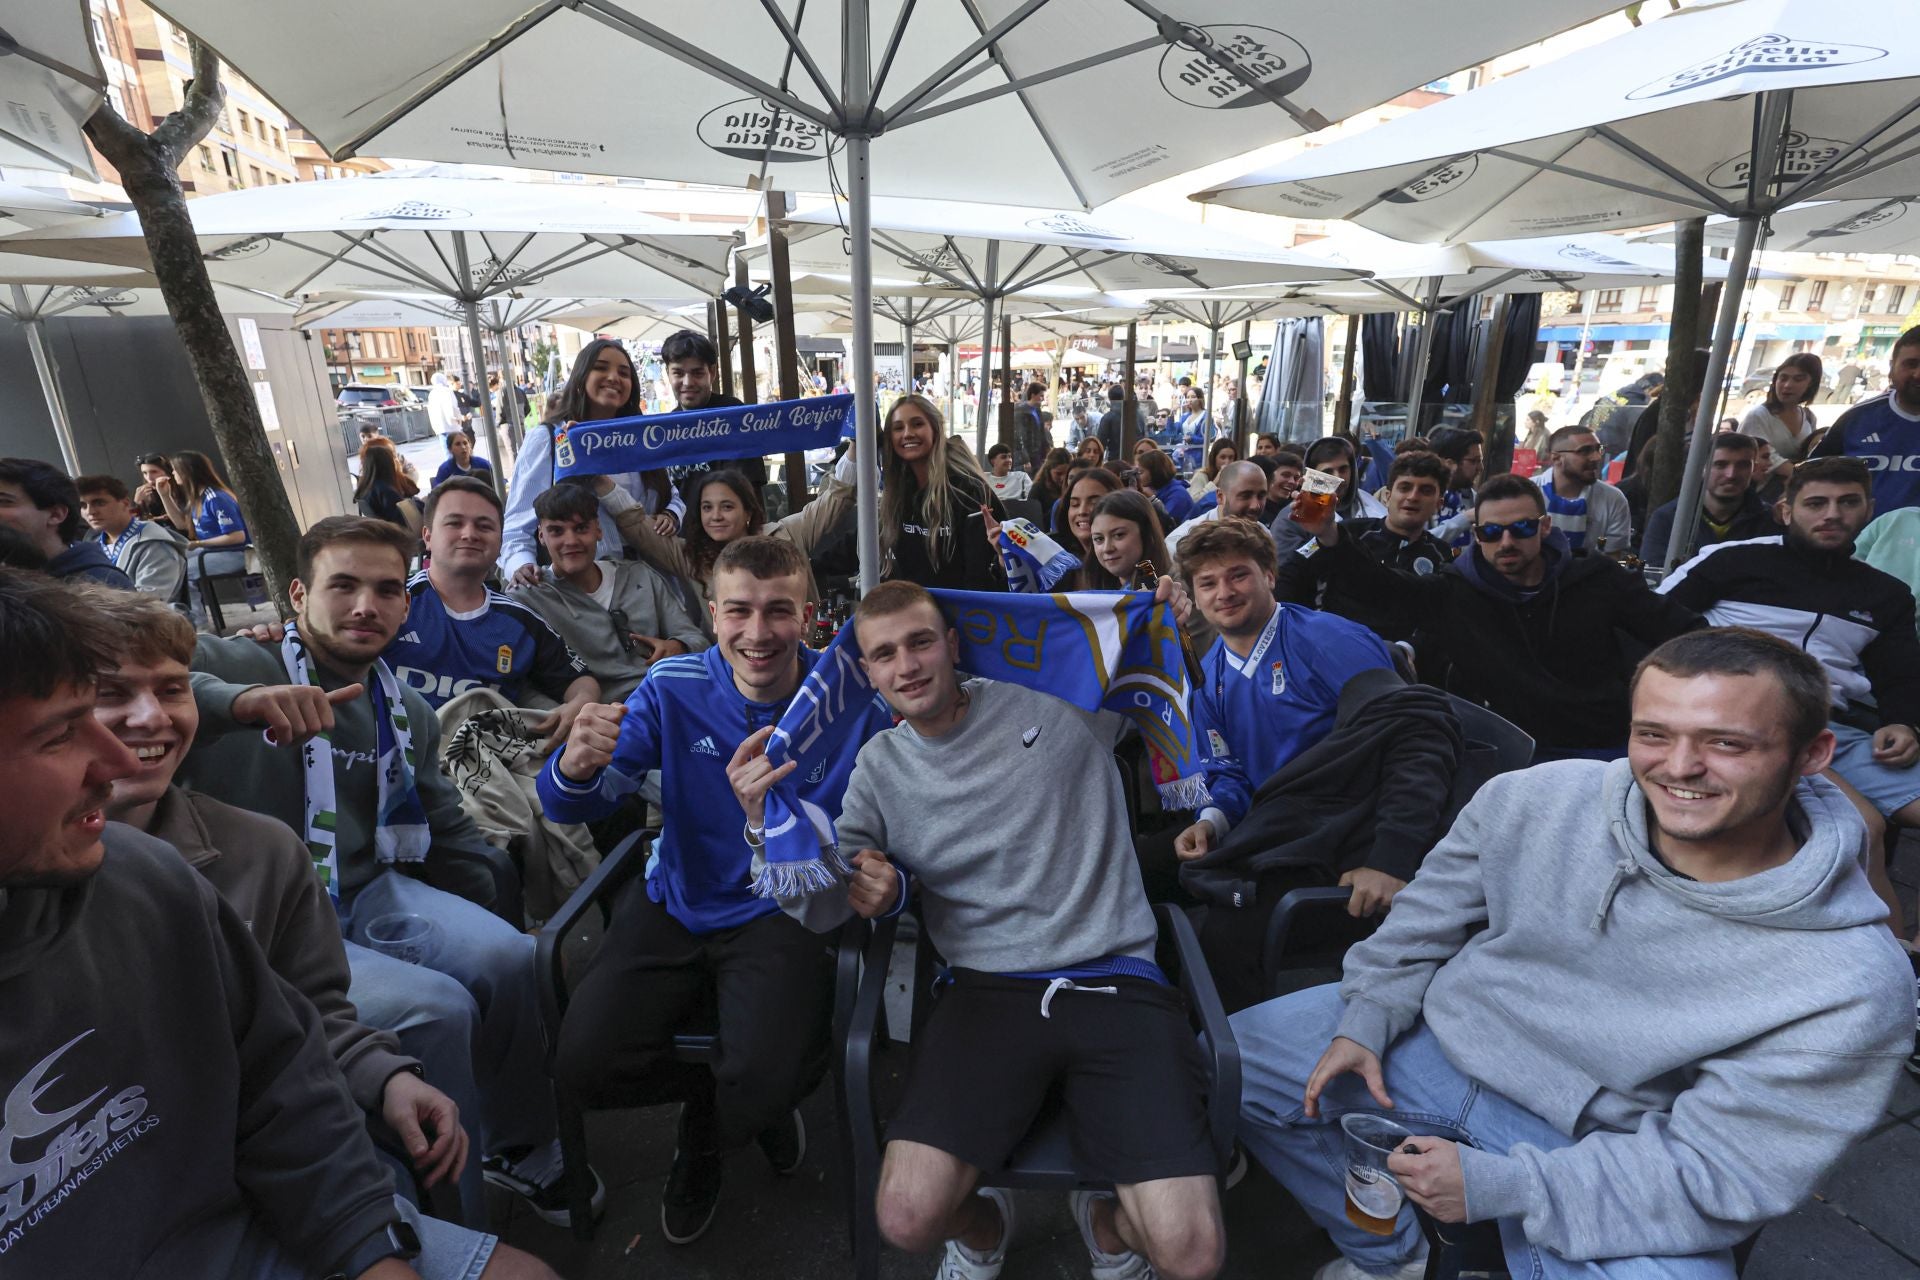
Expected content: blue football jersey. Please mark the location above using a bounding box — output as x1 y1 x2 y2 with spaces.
385 574 589 708
1814 394 1920 514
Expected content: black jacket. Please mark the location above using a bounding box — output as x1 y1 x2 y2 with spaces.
1659 533 1920 729
0 826 400 1277
889 468 1007 592
1638 488 1778 563
1180 668 1463 907
1305 530 1703 749
1013 404 1051 472
1276 518 1452 642
666 392 768 494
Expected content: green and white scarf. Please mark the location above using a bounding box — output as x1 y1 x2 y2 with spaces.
280 625 431 902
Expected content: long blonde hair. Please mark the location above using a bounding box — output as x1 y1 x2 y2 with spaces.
880 394 990 571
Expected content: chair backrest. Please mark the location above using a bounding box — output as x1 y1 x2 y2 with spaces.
1001 496 1044 526
1441 693 1535 820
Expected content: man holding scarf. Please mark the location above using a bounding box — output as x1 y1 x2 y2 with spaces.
181 516 594 1225
759 577 1225 1280
537 536 893 1247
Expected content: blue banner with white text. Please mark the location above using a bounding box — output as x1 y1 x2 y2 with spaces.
551 393 855 477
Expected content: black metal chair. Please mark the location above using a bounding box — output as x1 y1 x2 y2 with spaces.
534 829 865 1240
842 903 1240 1280
1260 696 1535 997
190 545 263 633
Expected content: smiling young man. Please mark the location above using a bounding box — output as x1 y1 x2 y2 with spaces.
1299 473 1701 760
181 516 592 1225
537 536 892 1246
84 585 488 1231
658 328 760 497
0 570 559 1280
1277 452 1452 644
766 576 1224 1280
1658 457 1920 916
75 472 186 600
515 483 708 702
384 477 600 745
1231 628 1911 1280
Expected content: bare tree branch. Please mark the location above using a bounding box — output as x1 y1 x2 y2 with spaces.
151 38 227 162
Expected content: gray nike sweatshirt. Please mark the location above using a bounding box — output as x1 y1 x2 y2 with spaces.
1334 759 1910 1261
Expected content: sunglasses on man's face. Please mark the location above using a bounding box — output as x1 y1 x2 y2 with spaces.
1556 443 1603 458
1473 518 1541 543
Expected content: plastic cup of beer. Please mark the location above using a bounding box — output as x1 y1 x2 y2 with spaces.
1290 466 1342 524
1340 1113 1413 1236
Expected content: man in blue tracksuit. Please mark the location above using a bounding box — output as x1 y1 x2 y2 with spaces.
537 536 893 1247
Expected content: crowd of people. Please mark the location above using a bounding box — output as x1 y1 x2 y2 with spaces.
6 325 1920 1280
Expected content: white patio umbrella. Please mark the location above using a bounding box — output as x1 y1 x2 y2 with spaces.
1671 198 1920 255
757 195 1360 447
1260 227 1780 424
6 172 737 472
147 0 1623 587
0 12 106 178
1121 293 1315 426
1193 0 1920 565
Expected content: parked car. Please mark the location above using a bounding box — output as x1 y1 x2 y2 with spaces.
335 382 423 410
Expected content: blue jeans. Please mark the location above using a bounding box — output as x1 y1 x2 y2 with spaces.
345 872 554 1166
1232 984 1736 1279
236 1193 494 1280
346 940 490 1226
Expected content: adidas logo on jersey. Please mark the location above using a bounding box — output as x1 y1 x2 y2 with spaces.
397 630 421 644
1861 432 1882 444
691 735 722 758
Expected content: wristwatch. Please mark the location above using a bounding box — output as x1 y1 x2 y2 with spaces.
744 819 766 848
326 1219 421 1279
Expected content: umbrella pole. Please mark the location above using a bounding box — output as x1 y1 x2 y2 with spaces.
847 131 880 594
948 341 960 431
1663 214 1761 571
1204 322 1221 439
1404 278 1442 436
997 312 1014 454
1234 320 1253 451
902 316 915 399
1334 314 1359 437
449 241 504 492
12 289 81 473
974 241 1000 452
766 189 809 510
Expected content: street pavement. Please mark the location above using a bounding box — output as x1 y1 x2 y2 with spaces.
495 837 1920 1278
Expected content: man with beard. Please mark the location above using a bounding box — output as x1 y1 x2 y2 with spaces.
1812 324 1920 513
1659 456 1920 926
1231 628 1910 1280
1534 425 1631 554
182 517 595 1225
658 329 761 499
1637 433 1778 563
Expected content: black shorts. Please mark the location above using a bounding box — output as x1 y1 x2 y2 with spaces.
885 970 1216 1185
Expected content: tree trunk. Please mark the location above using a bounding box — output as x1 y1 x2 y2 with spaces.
84 41 302 616
1650 218 1708 511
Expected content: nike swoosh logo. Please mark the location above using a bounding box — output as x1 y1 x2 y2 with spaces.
1022 727 1041 747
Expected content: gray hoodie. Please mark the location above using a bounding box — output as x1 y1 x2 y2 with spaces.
1335 758 1910 1261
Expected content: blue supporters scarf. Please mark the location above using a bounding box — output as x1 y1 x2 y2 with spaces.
997 518 1082 593
752 587 1211 898
552 393 855 478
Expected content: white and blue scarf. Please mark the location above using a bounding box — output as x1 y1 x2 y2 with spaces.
751 587 1212 898
996 518 1082 593
98 518 146 569
279 625 431 902
552 393 855 479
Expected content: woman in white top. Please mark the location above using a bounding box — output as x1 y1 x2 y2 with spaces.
1739 353 1823 477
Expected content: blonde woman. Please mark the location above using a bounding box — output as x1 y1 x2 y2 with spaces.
880 393 1006 591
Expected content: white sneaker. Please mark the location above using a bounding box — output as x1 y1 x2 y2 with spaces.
935 1186 1016 1280
1310 1245 1428 1280
1069 1189 1156 1280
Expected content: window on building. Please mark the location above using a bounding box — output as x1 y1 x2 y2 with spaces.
1777 283 1797 310
1638 286 1661 312
219 147 238 181
1594 289 1624 314
198 144 213 170
1892 285 1909 315
248 165 262 187
1807 280 1828 312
